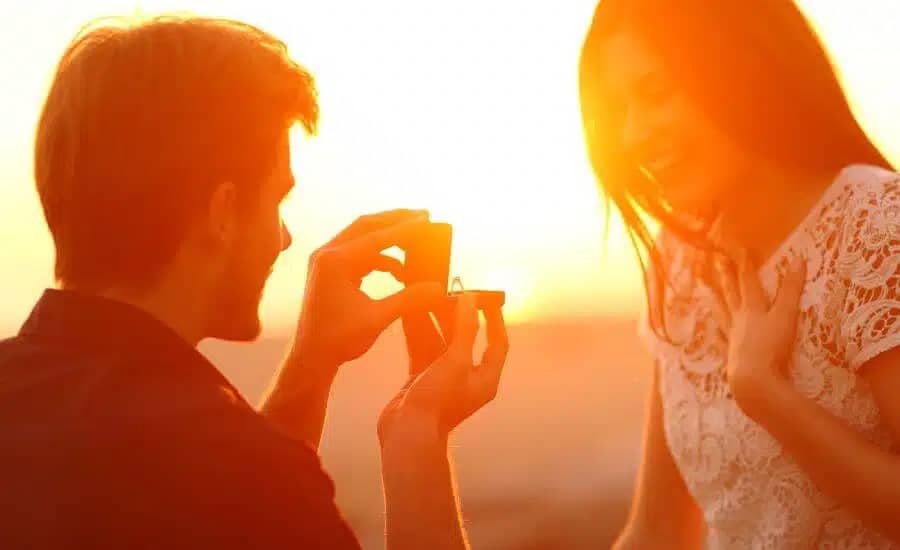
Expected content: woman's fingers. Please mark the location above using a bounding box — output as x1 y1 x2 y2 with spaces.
716 255 741 313
773 256 807 319
737 250 767 311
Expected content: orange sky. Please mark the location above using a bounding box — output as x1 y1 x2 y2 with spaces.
1 1 899 334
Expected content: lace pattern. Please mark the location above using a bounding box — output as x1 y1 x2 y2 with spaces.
640 165 900 549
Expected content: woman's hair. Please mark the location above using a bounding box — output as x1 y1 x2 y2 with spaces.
578 0 892 334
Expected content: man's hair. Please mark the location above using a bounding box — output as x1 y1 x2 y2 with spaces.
35 15 318 291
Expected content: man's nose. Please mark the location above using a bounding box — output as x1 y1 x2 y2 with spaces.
280 221 293 251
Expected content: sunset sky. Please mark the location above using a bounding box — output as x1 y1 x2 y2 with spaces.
1 1 899 334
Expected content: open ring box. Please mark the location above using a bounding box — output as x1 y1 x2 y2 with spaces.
404 222 506 337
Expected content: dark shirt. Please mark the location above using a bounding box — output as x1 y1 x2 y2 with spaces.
0 289 361 549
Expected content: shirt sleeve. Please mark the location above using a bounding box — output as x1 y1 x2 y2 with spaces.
219 416 362 549
837 174 900 371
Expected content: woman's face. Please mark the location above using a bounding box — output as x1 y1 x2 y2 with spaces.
600 30 749 220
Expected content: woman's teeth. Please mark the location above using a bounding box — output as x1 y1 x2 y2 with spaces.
646 153 683 174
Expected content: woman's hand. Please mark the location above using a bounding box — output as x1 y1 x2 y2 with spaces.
715 252 900 541
718 253 807 417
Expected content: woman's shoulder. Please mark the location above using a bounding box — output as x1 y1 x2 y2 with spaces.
795 164 897 264
805 164 900 371
814 164 898 257
832 163 898 265
835 163 899 188
826 164 899 220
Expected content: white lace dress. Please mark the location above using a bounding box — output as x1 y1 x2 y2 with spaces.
639 164 900 549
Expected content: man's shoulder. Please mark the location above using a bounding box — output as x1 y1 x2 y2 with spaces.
0 334 358 548
0 331 303 462
0 332 63 369
0 333 90 418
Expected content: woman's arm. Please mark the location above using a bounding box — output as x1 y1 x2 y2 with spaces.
614 365 705 550
724 254 900 541
734 350 900 541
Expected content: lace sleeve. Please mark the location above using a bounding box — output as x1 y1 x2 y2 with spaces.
637 305 659 355
837 174 900 371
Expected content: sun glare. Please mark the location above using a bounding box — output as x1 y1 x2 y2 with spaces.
254 0 620 326
1 0 899 332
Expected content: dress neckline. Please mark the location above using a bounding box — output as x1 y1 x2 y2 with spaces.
756 164 857 275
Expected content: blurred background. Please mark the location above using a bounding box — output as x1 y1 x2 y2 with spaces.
2 1 899 547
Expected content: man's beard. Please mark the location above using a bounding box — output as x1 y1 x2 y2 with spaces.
207 257 269 342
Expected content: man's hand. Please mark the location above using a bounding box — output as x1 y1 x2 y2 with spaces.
262 209 445 448
379 294 509 550
292 209 444 369
379 293 509 446
401 308 447 377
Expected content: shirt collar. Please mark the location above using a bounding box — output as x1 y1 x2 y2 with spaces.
18 288 236 394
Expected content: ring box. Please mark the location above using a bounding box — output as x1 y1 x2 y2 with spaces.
403 222 505 343
404 219 506 313
404 222 506 310
446 290 506 309
404 222 453 291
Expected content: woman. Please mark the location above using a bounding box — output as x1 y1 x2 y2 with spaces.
578 1 900 547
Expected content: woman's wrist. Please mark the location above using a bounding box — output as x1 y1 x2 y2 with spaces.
730 363 795 422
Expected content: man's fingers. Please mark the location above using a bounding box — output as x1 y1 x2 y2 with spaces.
400 297 477 408
447 293 479 364
402 312 446 377
338 219 432 263
475 305 509 397
353 253 405 282
372 281 444 333
330 209 429 245
482 305 509 358
335 253 406 289
315 220 430 280
737 250 767 310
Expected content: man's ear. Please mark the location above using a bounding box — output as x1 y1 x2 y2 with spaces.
207 181 239 247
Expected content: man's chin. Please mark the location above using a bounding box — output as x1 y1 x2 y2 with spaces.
208 315 263 343
207 274 269 342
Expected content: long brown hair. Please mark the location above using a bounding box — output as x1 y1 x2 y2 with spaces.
578 0 891 335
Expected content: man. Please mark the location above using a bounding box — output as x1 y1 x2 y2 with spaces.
0 16 508 549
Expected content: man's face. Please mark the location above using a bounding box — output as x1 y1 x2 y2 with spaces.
209 134 294 341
